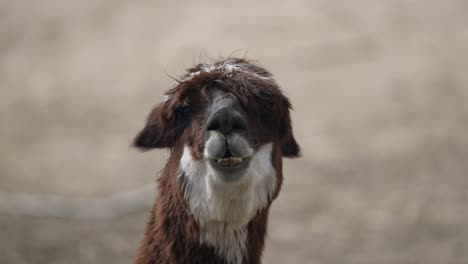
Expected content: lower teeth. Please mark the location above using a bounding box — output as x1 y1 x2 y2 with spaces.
216 157 243 166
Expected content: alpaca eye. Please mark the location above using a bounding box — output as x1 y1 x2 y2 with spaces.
174 105 191 121
260 110 276 128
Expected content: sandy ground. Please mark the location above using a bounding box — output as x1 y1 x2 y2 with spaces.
1 0 468 263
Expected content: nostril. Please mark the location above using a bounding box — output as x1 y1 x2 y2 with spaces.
231 115 247 132
207 110 224 132
206 108 247 135
207 116 220 131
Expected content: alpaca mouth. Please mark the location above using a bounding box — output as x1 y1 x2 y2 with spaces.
215 157 246 166
204 132 253 178
209 148 251 178
213 148 247 167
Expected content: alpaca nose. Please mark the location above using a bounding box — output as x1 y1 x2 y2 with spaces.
206 107 247 136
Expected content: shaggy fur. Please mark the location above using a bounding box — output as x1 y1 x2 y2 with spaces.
133 58 300 264
181 142 277 264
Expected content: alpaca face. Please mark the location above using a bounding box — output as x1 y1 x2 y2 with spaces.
134 58 300 160
133 57 302 208
133 58 301 215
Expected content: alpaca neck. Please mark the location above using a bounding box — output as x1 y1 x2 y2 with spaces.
179 143 277 263
136 188 269 264
135 143 276 264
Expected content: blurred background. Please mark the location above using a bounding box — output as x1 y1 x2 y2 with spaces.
1 0 468 263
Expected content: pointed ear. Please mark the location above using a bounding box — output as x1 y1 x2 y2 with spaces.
277 95 300 158
133 103 182 150
134 121 173 149
281 132 300 158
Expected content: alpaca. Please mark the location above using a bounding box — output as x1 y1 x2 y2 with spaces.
133 58 300 264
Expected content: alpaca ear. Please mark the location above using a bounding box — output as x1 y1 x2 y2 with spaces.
281 132 300 158
134 121 172 149
278 95 300 158
133 104 182 150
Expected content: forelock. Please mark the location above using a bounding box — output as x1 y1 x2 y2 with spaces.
181 58 273 82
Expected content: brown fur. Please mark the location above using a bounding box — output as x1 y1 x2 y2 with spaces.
133 58 300 264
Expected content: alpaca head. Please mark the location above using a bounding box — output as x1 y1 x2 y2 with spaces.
134 58 300 263
134 58 299 161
